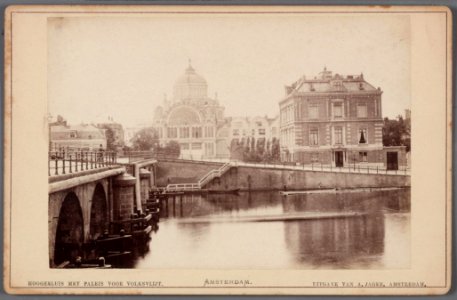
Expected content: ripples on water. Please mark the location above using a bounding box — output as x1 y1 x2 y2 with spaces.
134 189 410 269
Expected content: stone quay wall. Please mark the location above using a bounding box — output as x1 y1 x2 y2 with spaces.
155 160 223 186
204 166 410 191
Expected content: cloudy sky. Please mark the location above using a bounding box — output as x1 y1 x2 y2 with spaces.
48 13 410 127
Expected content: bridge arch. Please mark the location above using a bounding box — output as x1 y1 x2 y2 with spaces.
89 183 108 240
54 192 84 266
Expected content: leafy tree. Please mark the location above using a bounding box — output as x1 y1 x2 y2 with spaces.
130 127 159 151
164 140 181 158
382 116 411 152
229 136 280 163
154 140 181 158
270 137 281 161
256 138 266 156
104 128 116 151
229 139 244 160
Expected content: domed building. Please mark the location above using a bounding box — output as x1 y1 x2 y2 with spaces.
153 62 228 159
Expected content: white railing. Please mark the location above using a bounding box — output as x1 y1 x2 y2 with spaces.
165 183 201 192
165 162 233 192
198 162 232 188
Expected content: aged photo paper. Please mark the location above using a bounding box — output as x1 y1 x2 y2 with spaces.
3 5 452 295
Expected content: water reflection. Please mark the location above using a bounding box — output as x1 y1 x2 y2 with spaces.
135 189 410 269
283 214 385 269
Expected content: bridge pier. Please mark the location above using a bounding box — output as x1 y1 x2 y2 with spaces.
112 173 136 230
139 168 152 209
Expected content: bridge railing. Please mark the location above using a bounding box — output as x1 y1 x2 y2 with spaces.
119 151 156 163
49 150 119 176
119 152 224 164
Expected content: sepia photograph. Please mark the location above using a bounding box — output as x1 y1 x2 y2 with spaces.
3 5 452 295
47 13 412 270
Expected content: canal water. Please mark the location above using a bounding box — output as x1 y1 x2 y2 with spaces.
134 189 410 269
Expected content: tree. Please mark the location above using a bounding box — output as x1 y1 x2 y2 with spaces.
270 137 281 162
229 139 244 160
154 140 181 158
164 140 181 158
230 136 280 163
256 138 266 156
130 127 159 151
104 128 116 151
382 116 411 152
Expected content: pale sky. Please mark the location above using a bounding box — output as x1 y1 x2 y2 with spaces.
48 14 410 127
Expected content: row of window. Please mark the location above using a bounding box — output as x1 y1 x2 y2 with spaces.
233 128 266 136
308 127 367 146
309 102 368 119
282 102 374 121
180 142 214 155
281 127 369 147
166 126 214 139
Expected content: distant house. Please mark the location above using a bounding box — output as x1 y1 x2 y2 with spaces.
221 115 279 159
50 123 106 151
97 117 125 151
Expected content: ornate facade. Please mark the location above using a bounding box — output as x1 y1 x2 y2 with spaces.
153 63 227 159
279 68 406 169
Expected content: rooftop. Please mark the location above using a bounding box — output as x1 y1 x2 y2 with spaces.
284 67 381 96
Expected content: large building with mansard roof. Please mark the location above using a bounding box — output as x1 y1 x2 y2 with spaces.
153 62 228 159
279 67 406 169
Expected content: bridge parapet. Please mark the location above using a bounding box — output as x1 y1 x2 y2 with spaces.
49 166 126 194
49 150 118 177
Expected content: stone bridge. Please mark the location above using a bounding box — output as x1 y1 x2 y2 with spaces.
48 159 157 267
